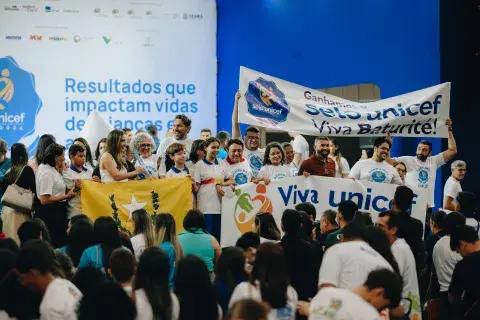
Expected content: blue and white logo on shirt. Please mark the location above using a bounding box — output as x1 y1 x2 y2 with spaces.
232 169 249 185
273 173 289 180
276 306 293 319
417 168 429 187
369 168 387 183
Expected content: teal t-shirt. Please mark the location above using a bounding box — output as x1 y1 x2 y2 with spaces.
159 241 176 288
78 244 129 272
179 229 214 271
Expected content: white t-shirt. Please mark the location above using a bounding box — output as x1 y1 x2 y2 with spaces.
319 241 393 289
292 135 310 166
194 158 229 214
157 137 194 176
165 165 191 178
243 148 265 178
99 153 128 183
396 154 445 207
349 159 402 185
135 289 179 320
131 233 146 261
135 154 159 178
443 176 462 206
229 282 298 320
36 164 66 198
465 218 480 236
63 166 93 219
259 164 292 181
331 156 350 178
432 235 462 292
40 278 82 320
309 287 382 320
287 162 299 176
391 239 422 320
222 159 253 186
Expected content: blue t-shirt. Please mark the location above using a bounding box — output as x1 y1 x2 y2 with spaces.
218 149 228 160
179 229 214 271
78 244 128 272
57 246 68 254
159 241 177 288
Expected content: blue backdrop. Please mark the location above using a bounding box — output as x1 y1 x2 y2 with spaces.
217 0 444 209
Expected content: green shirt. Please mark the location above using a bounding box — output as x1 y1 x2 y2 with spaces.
324 228 343 250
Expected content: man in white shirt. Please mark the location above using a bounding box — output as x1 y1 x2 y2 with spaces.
289 132 310 166
318 222 393 290
443 160 466 211
232 91 265 177
298 269 403 320
156 114 194 176
387 119 457 208
63 144 94 219
349 137 403 185
16 240 82 320
376 211 422 320
221 139 255 185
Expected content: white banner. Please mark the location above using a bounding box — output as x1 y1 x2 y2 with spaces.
221 176 428 247
0 0 216 155
238 67 450 137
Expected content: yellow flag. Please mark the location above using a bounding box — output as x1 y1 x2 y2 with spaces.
81 178 193 235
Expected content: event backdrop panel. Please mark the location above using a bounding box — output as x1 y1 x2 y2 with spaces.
0 0 216 152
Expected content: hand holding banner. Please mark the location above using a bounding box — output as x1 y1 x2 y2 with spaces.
238 67 450 137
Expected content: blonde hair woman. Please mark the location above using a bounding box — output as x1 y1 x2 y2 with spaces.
130 209 155 261
154 213 183 287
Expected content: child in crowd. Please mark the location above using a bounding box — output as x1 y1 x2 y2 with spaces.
259 142 292 184
166 143 190 178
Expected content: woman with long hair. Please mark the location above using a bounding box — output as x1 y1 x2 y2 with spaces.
131 132 159 179
229 243 298 319
175 255 220 320
58 220 96 267
28 134 56 172
35 143 76 248
178 210 222 278
130 209 155 261
194 137 235 241
254 213 281 243
134 247 179 320
78 216 123 273
1 143 36 243
328 138 350 178
155 213 183 287
95 138 107 162
99 129 143 183
215 247 249 316
259 142 292 184
73 137 96 169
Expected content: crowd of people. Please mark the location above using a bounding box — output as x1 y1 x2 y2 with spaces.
0 91 478 319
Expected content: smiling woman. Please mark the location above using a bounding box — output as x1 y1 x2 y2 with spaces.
131 132 159 179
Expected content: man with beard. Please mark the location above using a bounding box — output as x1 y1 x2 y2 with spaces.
350 137 402 184
387 119 457 209
298 136 336 177
443 160 466 211
232 91 265 178
221 139 255 186
156 114 194 176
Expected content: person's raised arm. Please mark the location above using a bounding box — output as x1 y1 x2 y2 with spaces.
232 91 242 139
293 154 302 166
442 119 457 162
385 133 396 166
103 153 143 181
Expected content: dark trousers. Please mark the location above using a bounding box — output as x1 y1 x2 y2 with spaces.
424 207 433 239
205 214 221 243
35 202 68 249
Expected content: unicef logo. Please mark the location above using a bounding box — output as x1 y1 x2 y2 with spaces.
370 169 387 183
249 154 263 170
418 168 429 183
0 56 43 155
234 171 248 185
245 77 289 126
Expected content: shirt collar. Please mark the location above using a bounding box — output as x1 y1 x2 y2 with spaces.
202 158 219 166
171 166 189 174
70 164 87 173
226 157 245 165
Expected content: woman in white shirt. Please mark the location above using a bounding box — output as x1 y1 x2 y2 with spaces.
131 132 160 179
35 143 76 248
133 247 180 320
130 209 155 261
259 142 292 185
100 129 143 183
329 138 350 178
229 242 298 320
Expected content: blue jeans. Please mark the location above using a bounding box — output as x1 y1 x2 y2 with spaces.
205 214 221 242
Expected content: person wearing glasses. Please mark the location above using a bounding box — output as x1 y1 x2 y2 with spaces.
131 132 159 179
443 160 466 211
232 91 265 178
394 162 409 186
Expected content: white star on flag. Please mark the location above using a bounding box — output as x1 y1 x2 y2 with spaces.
122 194 147 220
